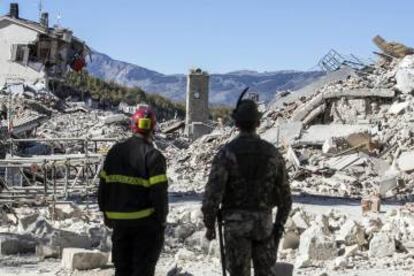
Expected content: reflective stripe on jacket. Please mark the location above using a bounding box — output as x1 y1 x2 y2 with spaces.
98 135 168 225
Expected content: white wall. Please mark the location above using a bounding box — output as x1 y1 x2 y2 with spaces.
0 21 45 87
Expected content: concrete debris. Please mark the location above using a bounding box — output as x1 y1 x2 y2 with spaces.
297 124 372 146
295 225 337 268
335 220 366 246
323 153 365 171
103 114 127 124
0 233 37 255
322 137 337 154
373 35 414 59
397 150 414 172
165 128 237 193
2 21 414 274
61 248 109 270
1 201 414 273
368 231 396 258
287 146 302 169
395 55 414 94
48 203 82 221
261 121 303 145
388 101 410 115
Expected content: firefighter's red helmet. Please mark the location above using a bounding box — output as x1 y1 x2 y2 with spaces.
130 105 157 134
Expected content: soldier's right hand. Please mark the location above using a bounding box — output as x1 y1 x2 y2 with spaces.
205 228 216 241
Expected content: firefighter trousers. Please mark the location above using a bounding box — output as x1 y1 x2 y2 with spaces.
112 223 164 276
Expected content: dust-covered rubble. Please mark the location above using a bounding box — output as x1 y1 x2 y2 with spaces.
3 203 414 274
165 52 414 202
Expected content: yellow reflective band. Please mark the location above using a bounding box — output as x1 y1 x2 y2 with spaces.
138 118 151 130
149 174 168 185
100 170 150 187
105 208 154 220
100 171 167 187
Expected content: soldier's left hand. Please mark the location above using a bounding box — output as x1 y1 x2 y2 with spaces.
205 228 216 240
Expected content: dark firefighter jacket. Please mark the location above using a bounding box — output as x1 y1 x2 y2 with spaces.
98 135 168 227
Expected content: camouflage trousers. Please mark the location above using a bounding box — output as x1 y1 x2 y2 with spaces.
223 210 276 276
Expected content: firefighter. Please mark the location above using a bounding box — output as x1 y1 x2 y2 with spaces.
98 105 168 276
202 89 292 276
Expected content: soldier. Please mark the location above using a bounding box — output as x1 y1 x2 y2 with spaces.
202 89 292 276
98 105 168 276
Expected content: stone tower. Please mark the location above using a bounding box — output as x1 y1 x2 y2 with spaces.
184 68 210 139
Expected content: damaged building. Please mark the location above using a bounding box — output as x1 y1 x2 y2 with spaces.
0 3 89 89
0 3 90 140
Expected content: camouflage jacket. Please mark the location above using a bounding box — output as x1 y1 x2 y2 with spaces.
201 132 292 230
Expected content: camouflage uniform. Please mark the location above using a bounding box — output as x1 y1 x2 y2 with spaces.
202 132 292 276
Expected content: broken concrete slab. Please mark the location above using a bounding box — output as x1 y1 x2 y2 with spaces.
287 146 301 168
18 213 40 231
302 103 326 126
296 124 372 146
323 153 365 171
291 94 324 122
324 88 395 99
379 168 400 196
48 202 82 221
261 121 303 145
162 120 185 134
388 101 410 115
368 231 395 258
291 210 311 232
50 229 94 251
335 220 366 246
36 244 61 259
370 157 391 176
295 225 337 268
61 248 109 270
322 138 337 154
395 55 414 94
0 233 37 255
397 151 414 172
103 114 127 124
7 84 24 95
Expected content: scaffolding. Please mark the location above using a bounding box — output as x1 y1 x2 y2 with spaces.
0 137 120 205
318 49 366 72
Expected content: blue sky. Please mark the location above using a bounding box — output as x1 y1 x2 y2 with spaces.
2 0 413 74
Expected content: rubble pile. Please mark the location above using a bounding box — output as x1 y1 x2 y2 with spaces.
0 204 111 259
37 111 128 142
165 54 414 200
165 204 414 273
165 128 237 193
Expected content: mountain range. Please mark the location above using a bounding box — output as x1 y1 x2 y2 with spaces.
87 51 325 106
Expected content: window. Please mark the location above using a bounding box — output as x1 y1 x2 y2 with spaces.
11 44 30 65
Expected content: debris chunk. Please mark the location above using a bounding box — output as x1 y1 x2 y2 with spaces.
61 248 109 270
